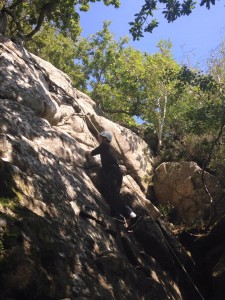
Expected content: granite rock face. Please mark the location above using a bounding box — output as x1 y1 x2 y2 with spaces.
0 34 204 300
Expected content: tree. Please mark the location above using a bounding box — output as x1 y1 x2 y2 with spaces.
26 18 223 155
139 40 181 147
73 24 185 142
73 22 152 126
26 23 87 89
0 0 219 42
0 0 120 41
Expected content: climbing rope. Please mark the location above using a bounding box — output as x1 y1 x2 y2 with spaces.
156 221 205 300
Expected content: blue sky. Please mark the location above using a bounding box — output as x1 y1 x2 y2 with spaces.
79 1 225 71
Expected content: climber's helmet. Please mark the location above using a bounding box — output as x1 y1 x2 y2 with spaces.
99 130 112 142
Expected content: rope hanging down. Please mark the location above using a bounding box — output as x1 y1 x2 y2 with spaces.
156 221 205 300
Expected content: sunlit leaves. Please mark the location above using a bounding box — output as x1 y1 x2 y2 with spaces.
27 19 225 153
1 0 120 41
27 24 86 88
2 0 218 41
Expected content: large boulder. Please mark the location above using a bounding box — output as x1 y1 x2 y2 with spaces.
154 162 224 223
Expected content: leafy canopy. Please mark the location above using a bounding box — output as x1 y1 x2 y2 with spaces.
0 0 218 41
27 23 87 88
0 0 120 41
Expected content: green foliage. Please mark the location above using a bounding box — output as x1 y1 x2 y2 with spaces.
177 66 219 92
26 24 87 89
1 0 218 42
11 12 225 186
24 19 225 182
0 188 21 209
136 43 182 147
71 24 224 157
74 23 187 137
0 0 120 41
74 21 142 125
0 197 12 206
158 202 176 221
129 0 215 40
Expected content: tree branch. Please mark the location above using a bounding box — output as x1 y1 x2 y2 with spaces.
2 7 24 33
24 1 58 41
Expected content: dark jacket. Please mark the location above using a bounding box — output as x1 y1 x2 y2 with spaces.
91 141 121 176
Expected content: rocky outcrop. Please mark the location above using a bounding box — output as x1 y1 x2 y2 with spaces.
0 34 208 299
154 162 224 223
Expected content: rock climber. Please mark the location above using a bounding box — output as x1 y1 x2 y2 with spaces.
86 130 141 228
